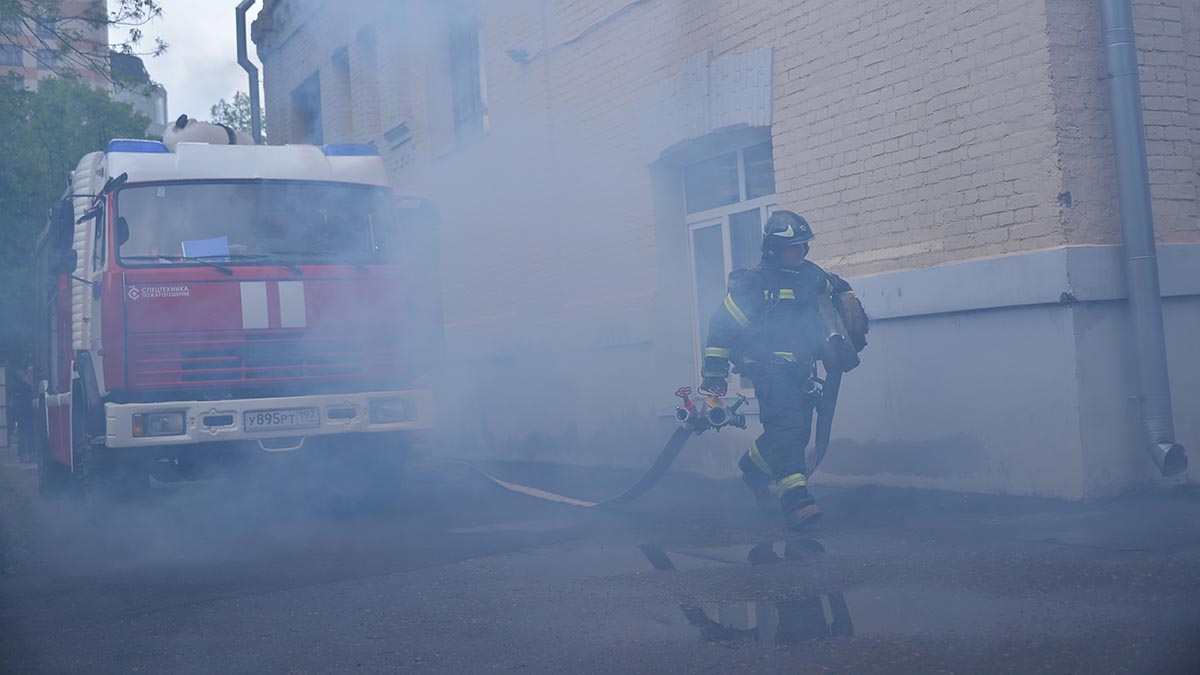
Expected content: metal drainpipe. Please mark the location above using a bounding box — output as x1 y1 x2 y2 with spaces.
1099 0 1187 476
236 0 263 144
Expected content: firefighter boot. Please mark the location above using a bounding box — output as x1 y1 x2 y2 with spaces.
778 473 822 530
738 449 778 514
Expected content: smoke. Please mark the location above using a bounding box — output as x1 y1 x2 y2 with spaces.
388 1 698 474
16 0 755 580
19 448 413 578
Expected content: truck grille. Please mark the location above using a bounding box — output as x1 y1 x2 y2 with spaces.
127 331 401 387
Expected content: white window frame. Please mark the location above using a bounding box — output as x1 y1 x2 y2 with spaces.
685 146 777 395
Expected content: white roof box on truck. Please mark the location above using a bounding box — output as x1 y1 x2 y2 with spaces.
101 138 389 187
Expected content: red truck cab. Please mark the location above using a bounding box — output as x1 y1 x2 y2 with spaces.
32 139 437 493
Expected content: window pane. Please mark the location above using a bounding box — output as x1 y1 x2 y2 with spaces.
684 152 739 214
449 7 484 140
290 72 323 145
744 141 776 200
729 208 762 272
36 49 56 70
0 45 22 67
692 225 726 348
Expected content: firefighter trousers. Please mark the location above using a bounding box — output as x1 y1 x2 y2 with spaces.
741 362 818 509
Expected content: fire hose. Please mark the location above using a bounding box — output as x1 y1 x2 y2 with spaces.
474 381 843 509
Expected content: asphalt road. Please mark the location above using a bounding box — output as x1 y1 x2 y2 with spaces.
1 450 1199 674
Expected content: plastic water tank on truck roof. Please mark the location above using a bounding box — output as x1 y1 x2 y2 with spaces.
102 139 389 187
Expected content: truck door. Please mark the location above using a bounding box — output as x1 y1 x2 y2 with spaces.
82 196 107 391
38 200 79 465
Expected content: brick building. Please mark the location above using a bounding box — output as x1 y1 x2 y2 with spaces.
253 0 1199 498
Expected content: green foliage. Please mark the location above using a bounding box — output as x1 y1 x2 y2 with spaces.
0 0 166 88
0 76 151 363
209 91 263 137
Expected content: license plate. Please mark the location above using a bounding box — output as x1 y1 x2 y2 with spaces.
243 407 320 432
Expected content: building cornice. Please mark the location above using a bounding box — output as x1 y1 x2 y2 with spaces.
849 243 1200 320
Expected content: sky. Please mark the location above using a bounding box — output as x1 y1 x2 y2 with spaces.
107 0 264 123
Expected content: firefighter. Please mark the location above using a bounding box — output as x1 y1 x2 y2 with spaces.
11 366 35 464
699 210 852 530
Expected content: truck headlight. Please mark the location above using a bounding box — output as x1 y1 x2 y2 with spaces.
133 411 187 437
369 398 407 424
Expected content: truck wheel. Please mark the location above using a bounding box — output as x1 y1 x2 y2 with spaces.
75 446 150 502
71 384 148 502
37 440 73 497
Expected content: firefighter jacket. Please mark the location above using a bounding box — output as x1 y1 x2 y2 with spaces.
702 260 853 378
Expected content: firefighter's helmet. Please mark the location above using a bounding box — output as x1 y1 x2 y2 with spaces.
761 210 815 256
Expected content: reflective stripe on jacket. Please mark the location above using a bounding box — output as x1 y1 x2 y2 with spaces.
702 260 852 378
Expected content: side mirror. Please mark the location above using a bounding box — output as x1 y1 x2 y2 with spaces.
117 216 130 246
49 248 78 276
50 200 74 249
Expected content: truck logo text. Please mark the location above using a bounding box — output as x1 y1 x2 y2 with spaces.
128 285 190 301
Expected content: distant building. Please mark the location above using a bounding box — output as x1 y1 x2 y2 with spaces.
110 51 168 136
254 0 1200 499
0 0 109 90
0 1 167 136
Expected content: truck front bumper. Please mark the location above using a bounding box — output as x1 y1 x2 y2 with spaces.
104 389 432 449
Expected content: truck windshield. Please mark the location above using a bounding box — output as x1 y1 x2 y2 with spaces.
115 181 396 266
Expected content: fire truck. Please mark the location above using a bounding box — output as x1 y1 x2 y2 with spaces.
31 138 439 495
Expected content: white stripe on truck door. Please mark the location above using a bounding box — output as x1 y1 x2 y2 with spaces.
240 281 268 329
278 281 307 328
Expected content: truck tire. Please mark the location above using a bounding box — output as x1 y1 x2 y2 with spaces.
37 432 73 497
71 383 148 501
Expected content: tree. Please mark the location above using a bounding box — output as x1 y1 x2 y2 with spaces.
0 76 151 362
0 0 166 89
209 91 263 137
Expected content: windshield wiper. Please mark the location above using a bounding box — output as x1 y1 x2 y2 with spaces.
268 250 369 273
121 255 234 276
201 253 303 275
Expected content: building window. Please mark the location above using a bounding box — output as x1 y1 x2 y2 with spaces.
290 71 323 145
35 20 55 39
355 26 381 138
0 44 22 67
329 47 352 141
35 48 56 70
448 3 485 141
687 141 777 391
